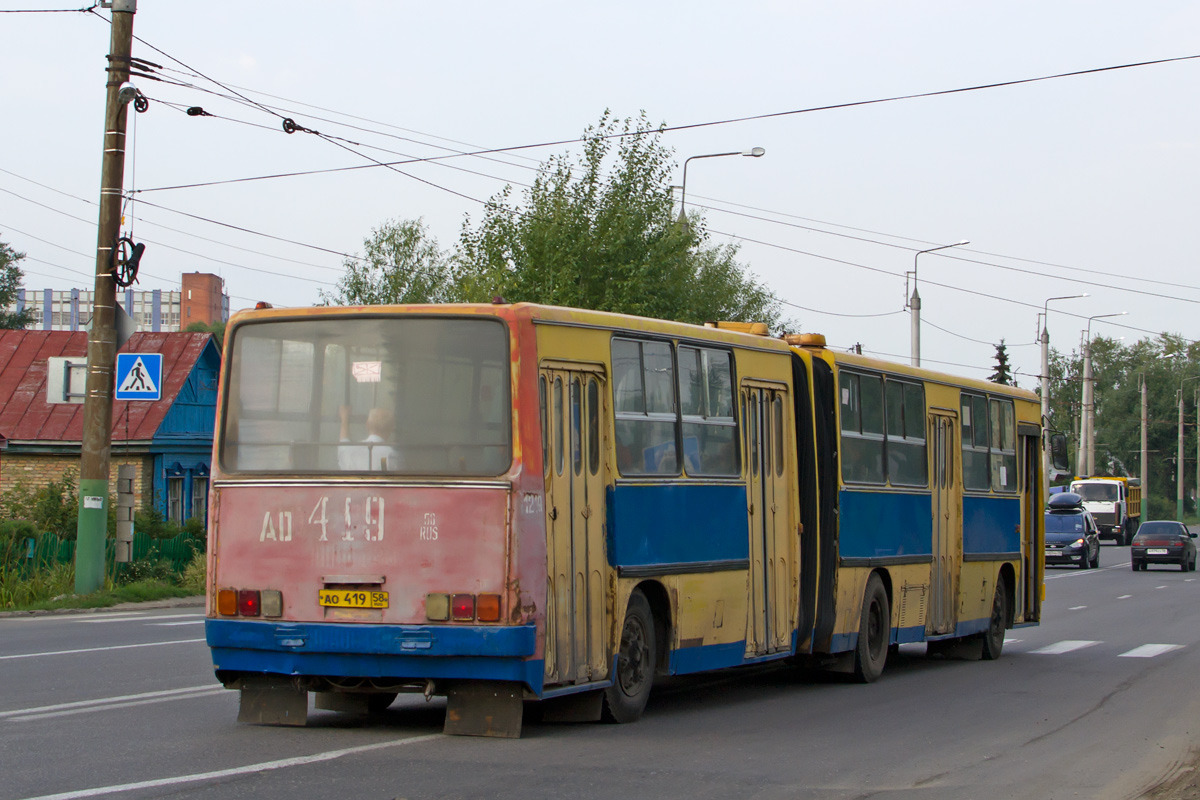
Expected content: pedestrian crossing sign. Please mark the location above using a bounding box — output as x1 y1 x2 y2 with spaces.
114 353 163 401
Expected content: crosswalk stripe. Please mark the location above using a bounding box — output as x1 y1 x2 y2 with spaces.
1119 644 1184 658
1029 640 1101 655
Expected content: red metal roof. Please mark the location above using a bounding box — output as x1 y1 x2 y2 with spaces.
0 330 214 443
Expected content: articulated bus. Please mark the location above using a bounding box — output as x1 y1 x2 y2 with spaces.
205 303 1049 737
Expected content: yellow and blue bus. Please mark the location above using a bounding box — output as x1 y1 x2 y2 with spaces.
205 303 1047 737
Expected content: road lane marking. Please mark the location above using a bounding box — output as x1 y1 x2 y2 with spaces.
1157 586 1168 589
1 612 149 623
0 639 205 661
1044 562 1130 580
16 734 442 800
79 614 204 624
1119 644 1184 658
0 685 222 720
1118 595 1132 599
151 620 206 626
11 689 226 721
1069 605 1087 610
1029 640 1101 655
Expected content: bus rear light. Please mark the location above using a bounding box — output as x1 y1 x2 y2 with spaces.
261 590 283 617
217 589 238 616
451 594 475 621
477 594 501 622
425 593 450 621
238 590 261 617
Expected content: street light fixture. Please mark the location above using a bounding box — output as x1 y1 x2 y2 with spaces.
1079 311 1126 476
906 240 969 367
677 148 765 234
1038 293 1088 499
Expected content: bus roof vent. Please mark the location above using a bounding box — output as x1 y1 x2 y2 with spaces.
783 333 827 348
704 321 770 336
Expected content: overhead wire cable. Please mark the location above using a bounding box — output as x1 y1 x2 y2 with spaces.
130 52 1200 193
708 226 1197 345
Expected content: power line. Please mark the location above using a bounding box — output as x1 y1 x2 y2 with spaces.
129 51 1200 194
0 3 94 11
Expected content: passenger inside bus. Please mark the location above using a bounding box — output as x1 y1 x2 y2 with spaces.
338 405 399 471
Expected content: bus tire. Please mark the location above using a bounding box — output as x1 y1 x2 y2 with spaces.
602 589 656 724
981 580 1007 661
852 574 889 684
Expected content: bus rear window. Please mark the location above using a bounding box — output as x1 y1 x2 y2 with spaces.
220 316 511 476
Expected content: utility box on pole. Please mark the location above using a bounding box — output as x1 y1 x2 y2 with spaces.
115 464 135 563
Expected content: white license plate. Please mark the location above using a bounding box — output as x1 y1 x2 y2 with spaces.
1044 550 1057 557
1147 548 1169 555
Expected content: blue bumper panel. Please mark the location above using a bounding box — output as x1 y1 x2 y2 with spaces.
206 619 543 692
206 619 536 658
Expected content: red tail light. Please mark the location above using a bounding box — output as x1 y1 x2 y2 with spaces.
238 590 261 617
451 594 475 621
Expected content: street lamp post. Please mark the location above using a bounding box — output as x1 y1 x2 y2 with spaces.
1178 375 1200 521
906 240 969 367
1079 312 1126 476
1039 294 1087 499
677 148 765 234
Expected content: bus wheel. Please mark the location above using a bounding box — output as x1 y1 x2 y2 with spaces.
853 574 889 683
603 590 656 723
981 581 1008 661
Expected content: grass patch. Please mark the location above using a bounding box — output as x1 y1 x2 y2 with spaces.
5 579 198 612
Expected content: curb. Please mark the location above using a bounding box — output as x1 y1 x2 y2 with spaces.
0 596 205 619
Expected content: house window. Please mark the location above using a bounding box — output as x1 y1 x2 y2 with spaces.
191 476 208 523
168 477 184 523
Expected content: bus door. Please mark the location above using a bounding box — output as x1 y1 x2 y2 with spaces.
541 366 608 686
928 410 961 636
1020 429 1041 622
742 382 792 657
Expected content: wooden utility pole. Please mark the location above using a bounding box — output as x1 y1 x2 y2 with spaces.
75 0 137 594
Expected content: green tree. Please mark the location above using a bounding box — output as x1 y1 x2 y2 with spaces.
1046 333 1200 516
185 320 225 350
454 112 782 327
0 239 33 329
320 218 454 306
989 339 1013 385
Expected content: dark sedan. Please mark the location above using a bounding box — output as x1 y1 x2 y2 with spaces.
1130 520 1197 571
1044 493 1100 569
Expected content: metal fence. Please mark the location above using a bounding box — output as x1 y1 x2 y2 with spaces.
4 531 203 580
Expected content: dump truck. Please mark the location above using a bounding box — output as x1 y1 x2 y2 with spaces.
1069 476 1142 545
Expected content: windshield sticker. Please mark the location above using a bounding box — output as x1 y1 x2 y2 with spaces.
352 361 382 383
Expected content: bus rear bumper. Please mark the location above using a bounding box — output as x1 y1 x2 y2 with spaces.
206 619 544 692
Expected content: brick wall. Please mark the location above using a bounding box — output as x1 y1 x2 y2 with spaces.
0 453 154 508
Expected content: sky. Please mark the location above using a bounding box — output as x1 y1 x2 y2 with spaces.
2 1 1199 384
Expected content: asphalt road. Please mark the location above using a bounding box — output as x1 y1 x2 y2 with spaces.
3 542 1199 800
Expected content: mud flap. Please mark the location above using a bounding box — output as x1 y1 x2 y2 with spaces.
927 636 984 661
314 692 371 714
443 681 523 738
237 676 308 726
541 690 603 723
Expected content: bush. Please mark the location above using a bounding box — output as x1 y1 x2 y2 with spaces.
117 555 175 585
0 519 38 572
1 474 81 540
179 550 206 594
